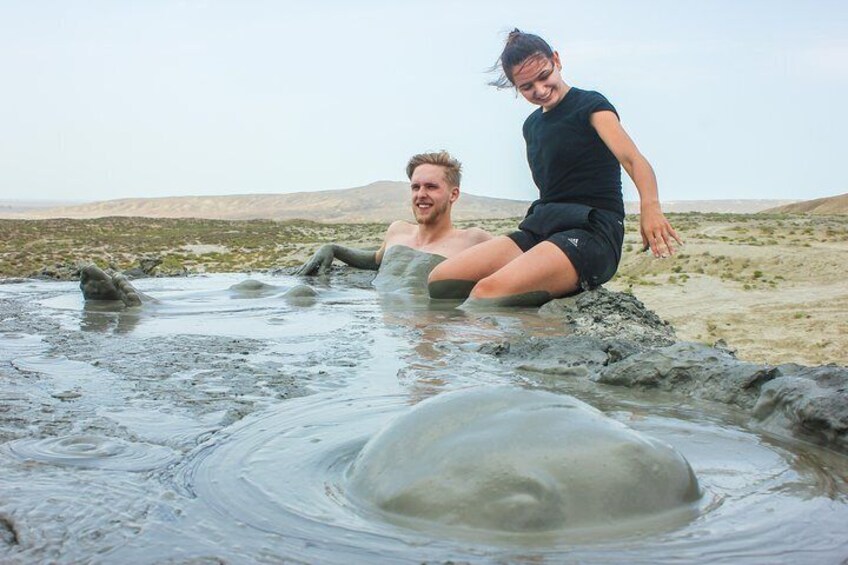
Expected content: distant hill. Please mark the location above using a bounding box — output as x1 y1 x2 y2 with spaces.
629 199 798 215
762 193 848 215
6 182 798 222
14 182 529 223
0 199 86 217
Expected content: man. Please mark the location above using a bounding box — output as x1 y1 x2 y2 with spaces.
81 151 491 305
296 150 491 276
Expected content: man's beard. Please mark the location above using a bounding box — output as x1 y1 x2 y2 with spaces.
414 200 450 225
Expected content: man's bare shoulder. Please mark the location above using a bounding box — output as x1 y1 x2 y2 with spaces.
381 220 417 255
384 220 416 241
386 220 417 235
457 226 494 244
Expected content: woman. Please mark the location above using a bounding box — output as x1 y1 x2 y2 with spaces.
428 29 681 307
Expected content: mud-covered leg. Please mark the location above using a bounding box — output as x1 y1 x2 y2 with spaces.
428 237 522 299
427 279 477 300
462 242 579 309
461 290 554 309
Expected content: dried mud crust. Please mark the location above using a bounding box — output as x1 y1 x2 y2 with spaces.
539 287 676 347
482 287 848 453
596 345 848 452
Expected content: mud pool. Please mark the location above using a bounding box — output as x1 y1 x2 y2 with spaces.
1 273 847 563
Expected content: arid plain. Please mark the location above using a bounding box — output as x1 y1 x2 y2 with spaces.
2 210 846 367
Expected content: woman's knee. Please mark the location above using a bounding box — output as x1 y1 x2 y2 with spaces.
469 275 505 300
427 261 478 299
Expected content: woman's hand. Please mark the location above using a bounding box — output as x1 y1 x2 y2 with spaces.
640 201 682 257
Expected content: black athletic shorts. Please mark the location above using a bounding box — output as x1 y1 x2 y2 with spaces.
507 202 625 290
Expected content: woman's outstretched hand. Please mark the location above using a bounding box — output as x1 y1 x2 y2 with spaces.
640 202 683 258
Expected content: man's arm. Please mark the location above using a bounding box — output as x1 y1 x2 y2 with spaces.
295 244 379 275
296 220 410 275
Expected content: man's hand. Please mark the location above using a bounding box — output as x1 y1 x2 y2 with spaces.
296 244 336 275
640 202 683 258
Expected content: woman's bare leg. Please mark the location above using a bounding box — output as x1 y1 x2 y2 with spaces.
427 236 523 299
464 242 580 307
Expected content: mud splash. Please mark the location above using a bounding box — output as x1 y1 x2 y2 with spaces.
1 273 847 563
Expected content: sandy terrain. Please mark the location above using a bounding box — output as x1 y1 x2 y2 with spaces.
607 214 848 366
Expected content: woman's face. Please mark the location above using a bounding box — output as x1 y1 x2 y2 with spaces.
511 52 566 111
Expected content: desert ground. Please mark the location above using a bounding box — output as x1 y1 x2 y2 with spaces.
2 213 845 366
609 213 848 367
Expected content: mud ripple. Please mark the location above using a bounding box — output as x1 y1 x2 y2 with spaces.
3 435 178 471
169 387 848 562
0 333 49 362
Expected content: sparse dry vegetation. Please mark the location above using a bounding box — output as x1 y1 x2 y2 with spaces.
0 217 391 276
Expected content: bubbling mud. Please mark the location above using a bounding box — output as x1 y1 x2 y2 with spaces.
3 435 177 472
228 279 319 307
347 387 700 533
227 278 280 295
173 384 848 562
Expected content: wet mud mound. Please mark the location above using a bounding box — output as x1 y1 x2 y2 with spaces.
229 279 318 305
489 288 848 453
347 387 700 534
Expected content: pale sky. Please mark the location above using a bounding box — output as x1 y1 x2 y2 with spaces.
1 0 846 203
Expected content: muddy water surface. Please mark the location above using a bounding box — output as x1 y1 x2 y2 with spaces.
1 274 847 563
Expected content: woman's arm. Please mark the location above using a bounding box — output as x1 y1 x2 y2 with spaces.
590 110 682 257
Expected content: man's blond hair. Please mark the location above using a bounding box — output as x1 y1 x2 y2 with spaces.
406 151 462 187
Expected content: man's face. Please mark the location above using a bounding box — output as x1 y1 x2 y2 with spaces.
410 164 458 225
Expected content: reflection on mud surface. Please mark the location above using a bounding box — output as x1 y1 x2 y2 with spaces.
1 274 847 563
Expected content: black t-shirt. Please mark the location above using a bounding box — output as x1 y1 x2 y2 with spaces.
522 87 624 217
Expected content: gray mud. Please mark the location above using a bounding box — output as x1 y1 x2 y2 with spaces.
348 387 700 535
1 272 847 563
372 245 446 294
486 288 848 453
